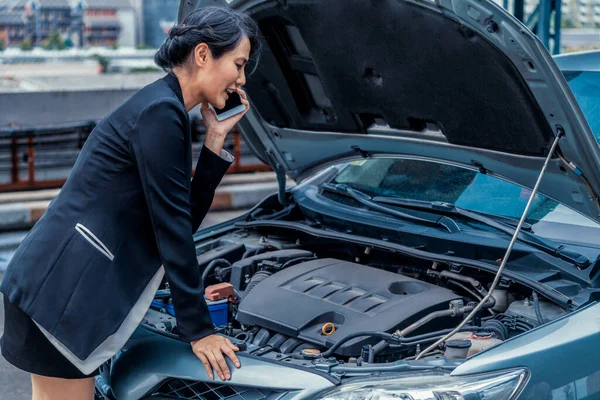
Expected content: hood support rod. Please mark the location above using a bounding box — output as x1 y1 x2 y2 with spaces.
415 129 564 360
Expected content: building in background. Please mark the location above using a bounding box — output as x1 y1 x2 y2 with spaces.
27 0 72 46
142 0 178 48
575 0 600 26
1 0 72 46
0 0 139 48
116 0 136 47
82 0 123 47
0 11 26 45
82 0 136 47
504 0 600 27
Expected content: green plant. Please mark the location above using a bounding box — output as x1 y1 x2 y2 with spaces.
20 38 33 51
43 30 66 50
0 38 6 52
91 54 109 73
561 19 577 29
110 41 119 50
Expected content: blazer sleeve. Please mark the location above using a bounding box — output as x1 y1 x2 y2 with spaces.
129 99 213 342
190 145 233 233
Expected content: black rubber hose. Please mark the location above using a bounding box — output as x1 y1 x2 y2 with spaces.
386 327 481 350
398 297 495 338
242 271 272 299
532 291 545 325
242 247 265 259
322 326 480 358
438 270 486 295
399 308 469 337
447 280 483 301
201 258 231 287
321 331 395 358
447 280 495 316
281 256 317 269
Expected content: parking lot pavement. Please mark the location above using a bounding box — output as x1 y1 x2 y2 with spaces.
0 209 247 400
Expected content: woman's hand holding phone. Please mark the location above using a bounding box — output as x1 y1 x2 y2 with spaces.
200 88 250 155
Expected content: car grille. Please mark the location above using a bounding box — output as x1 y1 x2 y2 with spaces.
151 379 285 400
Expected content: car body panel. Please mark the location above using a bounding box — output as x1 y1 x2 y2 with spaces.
554 50 600 72
108 328 336 400
452 301 600 399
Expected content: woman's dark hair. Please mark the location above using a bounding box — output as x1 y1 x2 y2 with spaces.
155 6 262 73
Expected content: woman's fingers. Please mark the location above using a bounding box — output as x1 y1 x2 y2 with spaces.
237 88 250 112
200 102 216 120
191 336 241 381
212 349 231 380
221 344 241 368
206 351 226 381
197 352 214 380
226 338 239 352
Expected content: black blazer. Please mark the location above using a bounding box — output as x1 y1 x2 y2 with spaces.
0 73 232 363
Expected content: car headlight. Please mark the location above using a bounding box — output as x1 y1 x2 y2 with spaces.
317 368 528 400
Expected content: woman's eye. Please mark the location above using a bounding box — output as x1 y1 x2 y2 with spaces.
236 64 243 71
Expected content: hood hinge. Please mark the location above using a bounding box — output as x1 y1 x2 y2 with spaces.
352 145 370 159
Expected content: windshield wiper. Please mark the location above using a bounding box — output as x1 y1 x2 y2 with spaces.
321 183 460 233
373 196 590 269
373 196 532 231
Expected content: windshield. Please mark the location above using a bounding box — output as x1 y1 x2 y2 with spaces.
563 71 600 142
331 158 600 245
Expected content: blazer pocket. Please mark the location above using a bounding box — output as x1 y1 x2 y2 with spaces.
75 223 115 261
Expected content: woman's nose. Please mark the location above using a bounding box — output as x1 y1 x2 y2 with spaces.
236 70 246 87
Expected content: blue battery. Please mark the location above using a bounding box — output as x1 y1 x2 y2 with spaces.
151 297 229 327
206 298 229 326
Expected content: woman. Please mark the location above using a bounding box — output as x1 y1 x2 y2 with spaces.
0 6 262 399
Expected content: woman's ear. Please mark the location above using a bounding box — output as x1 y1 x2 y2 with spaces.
193 43 210 67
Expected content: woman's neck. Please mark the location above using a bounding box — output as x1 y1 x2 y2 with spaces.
171 67 205 112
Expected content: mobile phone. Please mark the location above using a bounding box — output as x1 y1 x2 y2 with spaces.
208 93 246 121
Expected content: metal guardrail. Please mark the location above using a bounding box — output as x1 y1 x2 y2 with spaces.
0 121 269 192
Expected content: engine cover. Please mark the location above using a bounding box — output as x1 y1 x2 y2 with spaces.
236 258 459 355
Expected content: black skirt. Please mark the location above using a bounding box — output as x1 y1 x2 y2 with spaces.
1 295 99 379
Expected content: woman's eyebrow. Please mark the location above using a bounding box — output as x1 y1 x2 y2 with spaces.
236 57 249 64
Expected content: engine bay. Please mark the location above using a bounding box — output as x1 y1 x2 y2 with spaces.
143 201 571 365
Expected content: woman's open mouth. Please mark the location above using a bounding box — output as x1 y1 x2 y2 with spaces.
224 88 237 99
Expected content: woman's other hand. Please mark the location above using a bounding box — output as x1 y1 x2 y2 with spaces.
200 88 250 155
191 334 241 381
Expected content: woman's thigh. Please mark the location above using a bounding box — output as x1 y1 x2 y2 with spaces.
31 374 95 400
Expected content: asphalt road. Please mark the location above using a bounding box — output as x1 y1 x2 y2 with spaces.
0 209 246 400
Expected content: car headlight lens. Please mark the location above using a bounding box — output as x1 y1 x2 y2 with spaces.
318 368 528 400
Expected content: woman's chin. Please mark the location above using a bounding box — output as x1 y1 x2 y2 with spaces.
213 99 227 110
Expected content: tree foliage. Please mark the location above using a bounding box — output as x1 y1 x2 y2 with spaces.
92 54 109 73
42 30 66 50
20 38 33 51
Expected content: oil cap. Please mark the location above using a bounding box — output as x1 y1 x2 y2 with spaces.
301 349 322 359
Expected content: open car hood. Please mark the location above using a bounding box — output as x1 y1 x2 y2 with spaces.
180 0 600 222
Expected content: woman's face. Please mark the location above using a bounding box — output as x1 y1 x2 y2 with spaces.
200 36 251 109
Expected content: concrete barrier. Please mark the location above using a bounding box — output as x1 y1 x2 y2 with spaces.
0 89 139 127
0 172 293 231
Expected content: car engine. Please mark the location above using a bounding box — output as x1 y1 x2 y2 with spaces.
145 226 568 363
237 257 459 355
